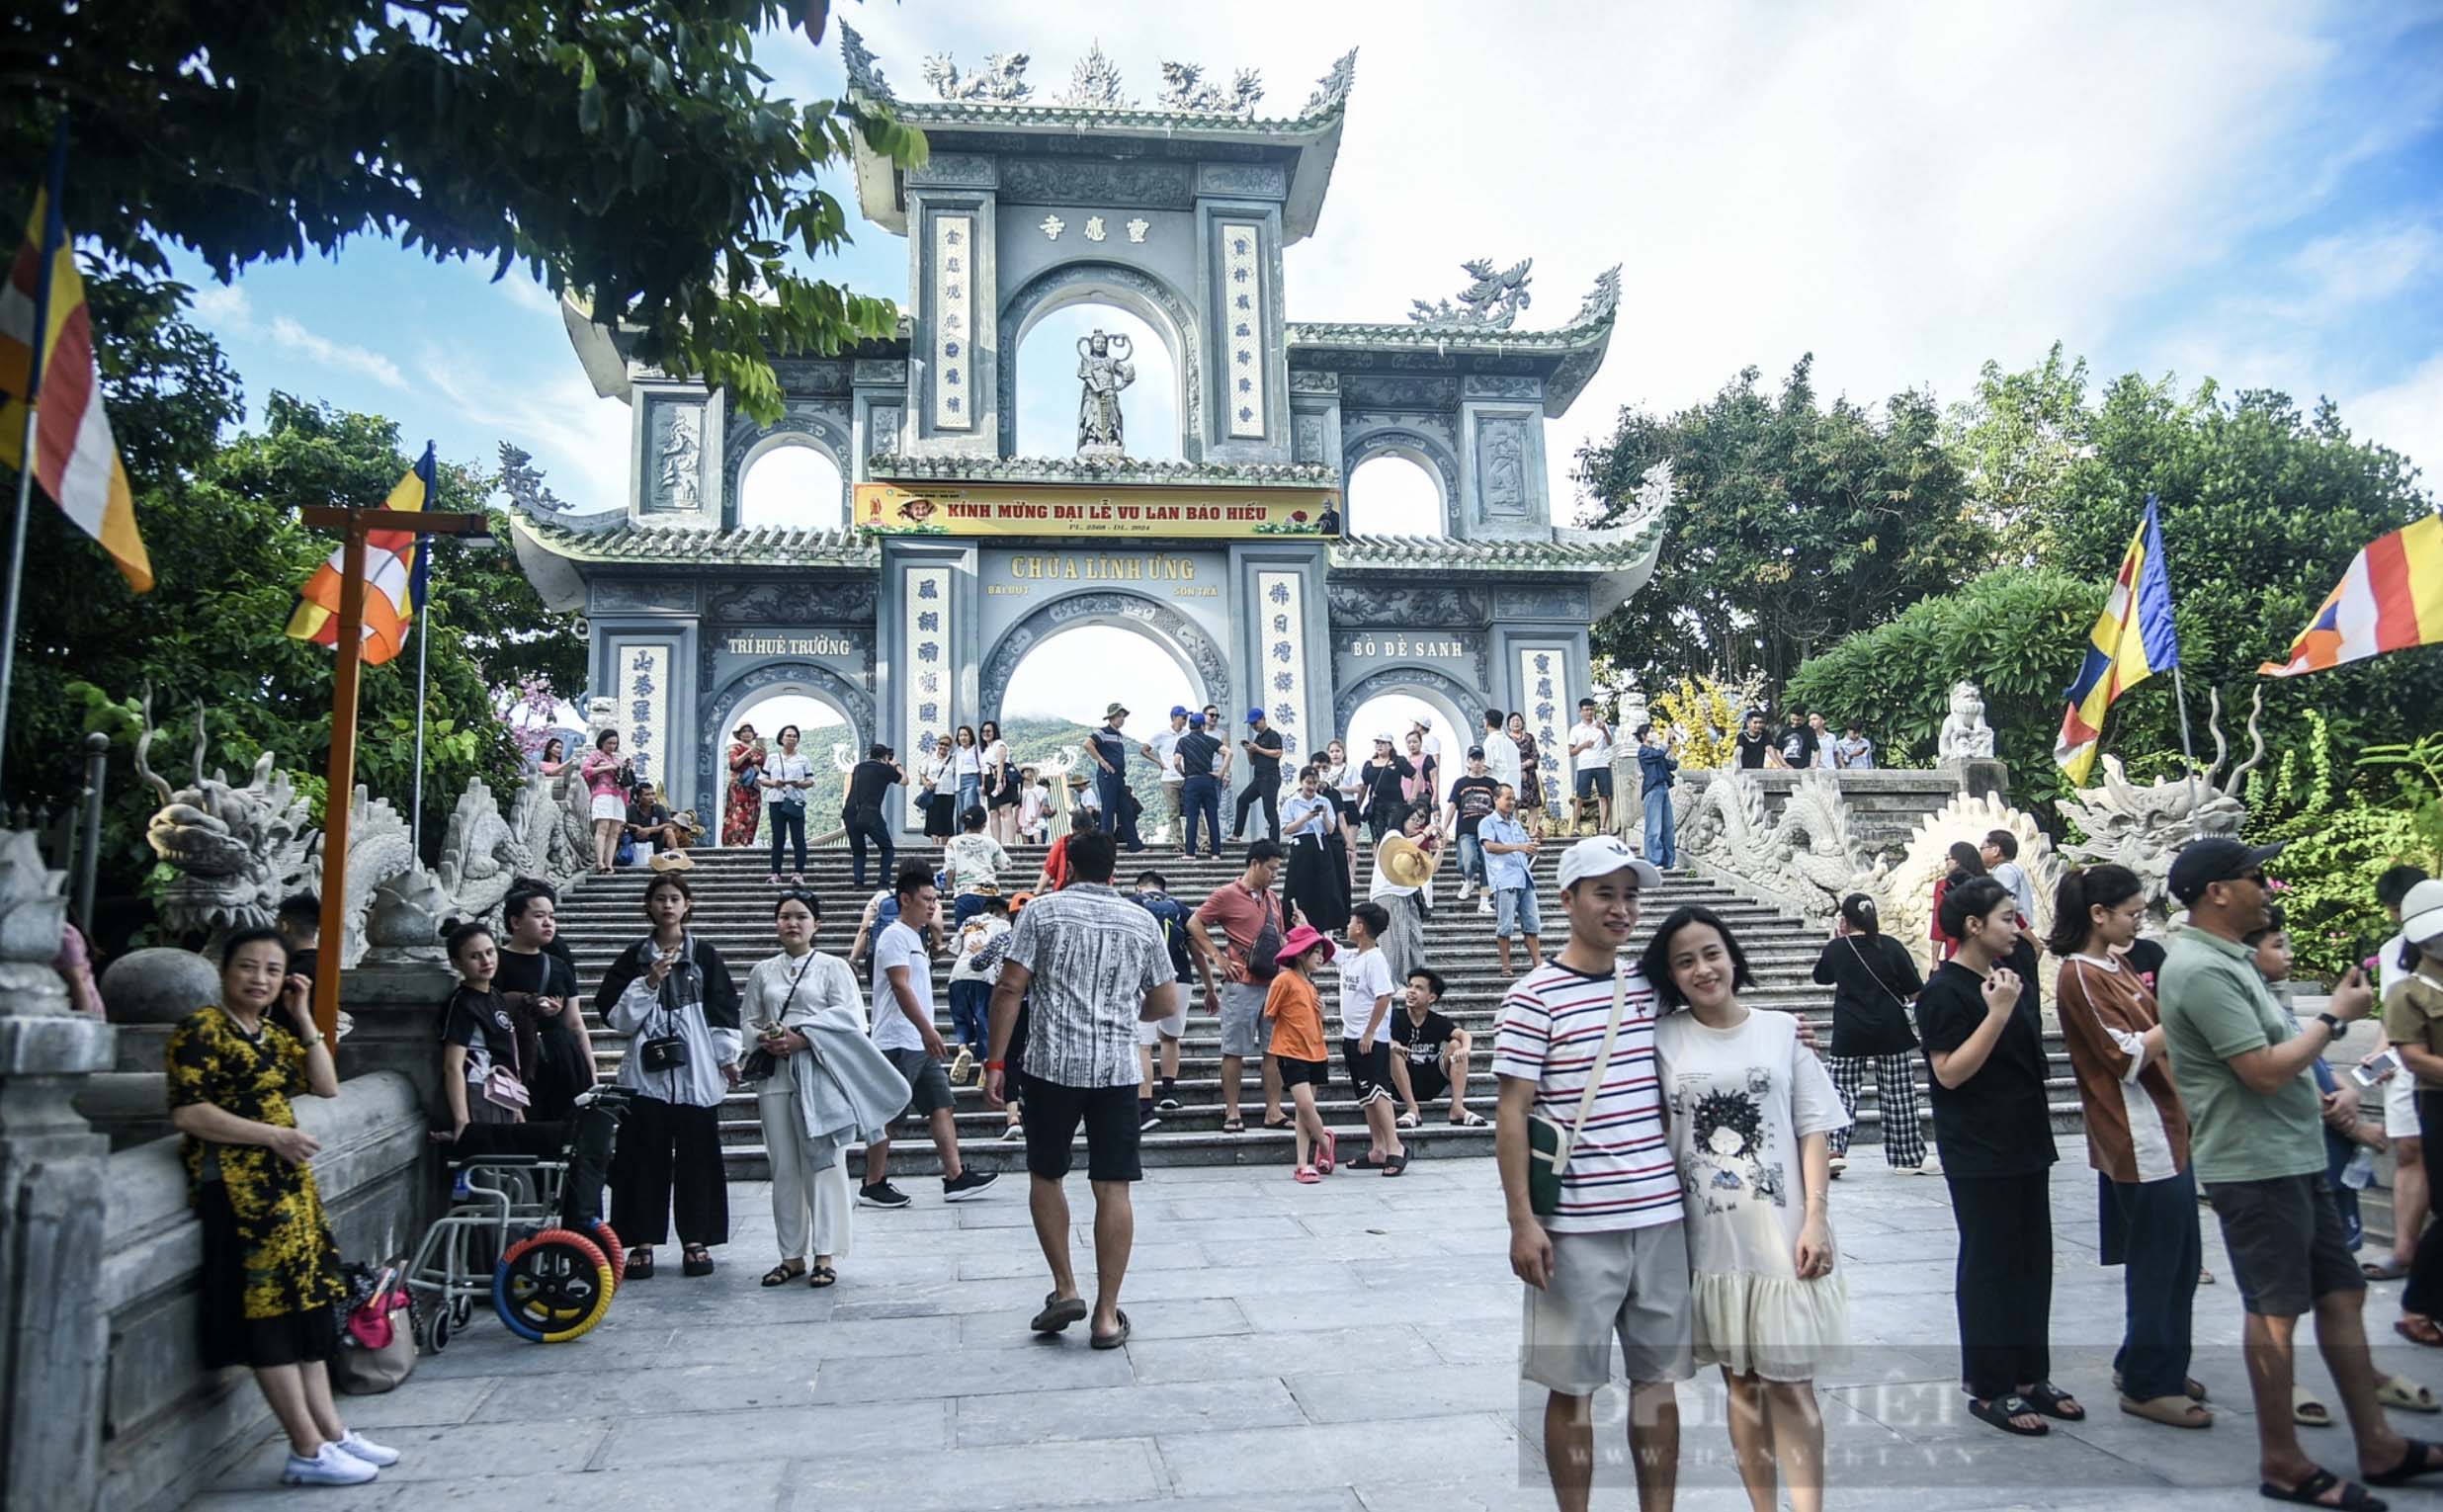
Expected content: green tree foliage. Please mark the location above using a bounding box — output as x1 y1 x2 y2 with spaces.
1944 350 2443 773
1785 570 2098 804
15 293 583 916
1575 357 1991 694
3 1 923 422
2243 716 2443 980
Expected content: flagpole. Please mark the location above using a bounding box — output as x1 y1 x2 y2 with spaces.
0 400 37 801
410 587 430 852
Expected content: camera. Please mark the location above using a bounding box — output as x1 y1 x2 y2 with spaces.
637 1035 690 1073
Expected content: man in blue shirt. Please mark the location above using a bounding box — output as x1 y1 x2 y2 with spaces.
1635 722 1678 870
1478 784 1542 976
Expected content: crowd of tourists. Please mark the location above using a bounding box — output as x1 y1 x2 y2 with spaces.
194 698 2443 1510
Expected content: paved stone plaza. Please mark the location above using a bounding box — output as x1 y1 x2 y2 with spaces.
186 1141 2442 1511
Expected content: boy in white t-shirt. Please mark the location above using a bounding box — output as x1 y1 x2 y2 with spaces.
1337 902 1409 1175
1017 768 1051 843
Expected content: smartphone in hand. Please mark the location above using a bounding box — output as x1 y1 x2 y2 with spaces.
2353 1049 2401 1087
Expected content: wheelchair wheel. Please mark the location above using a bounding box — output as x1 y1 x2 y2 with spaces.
583 1218 626 1292
420 1303 451 1355
450 1295 474 1328
493 1227 614 1343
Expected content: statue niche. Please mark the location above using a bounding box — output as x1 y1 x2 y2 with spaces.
1076 328 1137 459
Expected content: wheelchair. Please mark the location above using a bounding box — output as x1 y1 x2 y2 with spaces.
402 1084 632 1350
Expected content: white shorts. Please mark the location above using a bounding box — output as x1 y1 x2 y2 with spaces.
590 793 626 822
1137 1003 1188 1046
2389 1070 2422 1140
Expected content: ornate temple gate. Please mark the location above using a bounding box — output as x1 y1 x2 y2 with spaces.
507 31 1667 832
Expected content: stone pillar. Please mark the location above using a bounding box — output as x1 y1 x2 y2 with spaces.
0 830 115 1512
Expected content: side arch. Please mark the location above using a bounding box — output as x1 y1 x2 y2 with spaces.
697 662 875 804
722 402 853 528
978 591 1230 730
1333 665 1482 752
996 261 1203 459
1340 424 1460 534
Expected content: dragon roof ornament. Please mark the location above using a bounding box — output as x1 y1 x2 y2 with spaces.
840 27 1355 127
1409 258 1533 330
1572 265 1624 326
1158 60 1262 115
922 50 1034 103
1060 42 1132 109
840 23 893 102
1304 48 1359 115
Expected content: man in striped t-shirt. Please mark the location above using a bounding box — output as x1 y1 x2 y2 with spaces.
1496 835 1690 1512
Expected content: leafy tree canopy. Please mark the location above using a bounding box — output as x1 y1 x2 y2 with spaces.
3 0 923 422
1575 356 1992 694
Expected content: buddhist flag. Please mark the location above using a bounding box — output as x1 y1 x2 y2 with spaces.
0 125 153 591
2260 515 2443 678
284 444 436 666
2055 496 2181 787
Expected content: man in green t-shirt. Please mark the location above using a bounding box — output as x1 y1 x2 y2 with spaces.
2158 838 2433 1504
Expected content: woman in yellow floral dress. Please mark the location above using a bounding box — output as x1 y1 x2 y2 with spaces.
166 927 402 1487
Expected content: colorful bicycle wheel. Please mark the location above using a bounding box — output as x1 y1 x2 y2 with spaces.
492 1227 614 1343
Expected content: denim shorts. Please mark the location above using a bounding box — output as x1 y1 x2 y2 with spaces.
1494 885 1541 939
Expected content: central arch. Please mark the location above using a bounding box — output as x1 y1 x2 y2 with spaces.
697 661 876 817
997 261 1204 460
979 591 1231 731
1333 665 1479 757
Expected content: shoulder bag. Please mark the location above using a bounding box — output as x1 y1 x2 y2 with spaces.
738 955 813 1084
1526 966 1632 1218
1244 887 1285 982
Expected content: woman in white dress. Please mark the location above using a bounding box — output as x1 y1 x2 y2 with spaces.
1642 904 1849 1512
1322 738 1364 890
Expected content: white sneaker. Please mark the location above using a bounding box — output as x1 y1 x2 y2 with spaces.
1913 1154 1943 1177
1476 898 1493 915
283 1443 379 1486
1457 882 1474 901
334 1430 400 1468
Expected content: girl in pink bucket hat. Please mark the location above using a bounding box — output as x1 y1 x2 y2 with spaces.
1265 923 1340 1181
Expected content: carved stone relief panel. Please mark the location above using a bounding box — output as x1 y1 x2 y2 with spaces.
708 578 880 625
852 359 910 387
1462 374 1544 400
906 152 998 189
1293 412 1326 464
1325 583 1491 627
1287 369 1340 394
1346 376 1457 409
1474 415 1534 519
998 157 1194 209
869 404 904 457
1196 162 1287 199
592 579 700 615
768 361 852 394
1494 584 1589 621
644 400 706 514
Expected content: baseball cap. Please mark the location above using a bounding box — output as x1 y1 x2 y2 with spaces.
1467 745 1486 759
1558 835 1662 893
2401 879 2443 947
1246 707 1265 723
1188 712 1207 727
2166 837 2286 905
1169 705 1189 718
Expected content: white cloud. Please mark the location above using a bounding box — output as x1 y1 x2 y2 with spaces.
267 314 409 389
417 349 632 508
2286 219 2441 312
190 282 253 332
2343 350 2443 485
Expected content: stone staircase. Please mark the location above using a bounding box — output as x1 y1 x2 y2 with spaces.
552 843 2088 1178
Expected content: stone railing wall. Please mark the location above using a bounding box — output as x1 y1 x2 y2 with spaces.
1658 765 2003 857
97 1072 427 1512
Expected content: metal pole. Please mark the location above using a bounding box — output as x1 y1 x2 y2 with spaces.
312 515 368 1049
0 397 40 802
2169 663 2205 835
73 730 106 925
410 595 430 855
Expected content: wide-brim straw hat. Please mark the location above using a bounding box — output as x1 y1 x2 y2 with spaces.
1376 833 1443 889
648 850 696 873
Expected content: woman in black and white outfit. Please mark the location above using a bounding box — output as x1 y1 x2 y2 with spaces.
761 723 816 887
744 891 910 1290
599 873 741 1280
979 719 1019 845
1811 892 1932 1177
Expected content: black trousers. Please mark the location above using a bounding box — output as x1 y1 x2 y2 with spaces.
2407 1093 2443 1316
767 803 806 874
1944 1170 2054 1400
845 803 893 888
1233 775 1280 842
610 1094 728 1248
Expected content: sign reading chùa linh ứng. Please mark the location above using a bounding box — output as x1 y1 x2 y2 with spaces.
853 481 1340 539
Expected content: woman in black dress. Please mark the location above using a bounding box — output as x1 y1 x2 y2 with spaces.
492 886 596 1121
1811 892 1931 1175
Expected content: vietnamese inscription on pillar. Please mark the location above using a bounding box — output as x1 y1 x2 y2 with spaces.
933 213 973 430
1222 221 1266 439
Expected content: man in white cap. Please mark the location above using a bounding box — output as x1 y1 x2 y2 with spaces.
1495 836 1687 1512
1140 706 1191 846
1412 714 1442 769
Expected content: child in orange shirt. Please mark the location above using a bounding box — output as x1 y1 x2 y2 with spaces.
1265 923 1339 1183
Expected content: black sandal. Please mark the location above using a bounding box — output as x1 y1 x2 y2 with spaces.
625 1249 655 1281
808 1264 837 1289
2262 1467 2388 1509
2369 1438 2443 1487
682 1245 715 1278
2026 1382 2085 1421
762 1261 803 1288
1220 1119 1245 1134
1969 1394 2050 1437
1383 1151 1409 1177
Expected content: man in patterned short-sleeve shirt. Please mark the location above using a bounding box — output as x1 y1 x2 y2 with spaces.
984 828 1179 1349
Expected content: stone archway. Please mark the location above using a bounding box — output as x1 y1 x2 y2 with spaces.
1333 665 1481 753
996 261 1204 459
978 591 1230 731
697 662 875 809
721 403 853 528
1341 425 1461 533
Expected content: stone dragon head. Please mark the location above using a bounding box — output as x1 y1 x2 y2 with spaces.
135 698 314 944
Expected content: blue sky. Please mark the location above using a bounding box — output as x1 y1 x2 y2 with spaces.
163 2 2443 726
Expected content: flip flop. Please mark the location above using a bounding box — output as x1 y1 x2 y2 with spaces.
2295 1386 2333 1428
1449 1110 1487 1127
2398 1317 2443 1348
1969 1393 2049 1437
1030 1292 1088 1333
2120 1393 2211 1428
624 1250 655 1281
2380 1376 2442 1413
1090 1310 1131 1350
1347 1152 1381 1170
1316 1131 1337 1174
1395 1110 1420 1130
2365 1259 2412 1281
2260 1468 2387 1509
2368 1437 2443 1487
2025 1382 2085 1421
1220 1119 1244 1134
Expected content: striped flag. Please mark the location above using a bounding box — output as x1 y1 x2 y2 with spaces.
284 443 435 666
0 126 153 591
2260 514 2443 678
2055 496 2181 787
